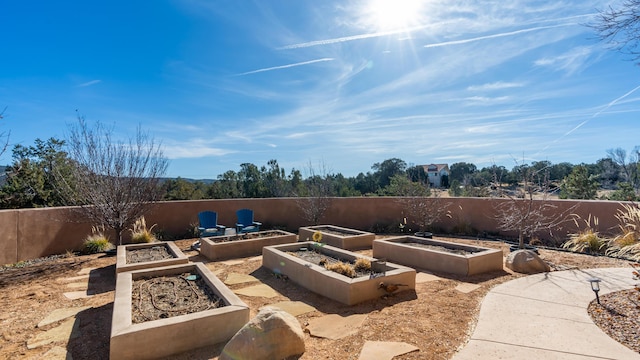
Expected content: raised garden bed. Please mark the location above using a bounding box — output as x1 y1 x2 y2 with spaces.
262 242 416 305
116 242 189 273
111 262 249 360
200 230 297 261
298 225 375 250
373 236 503 276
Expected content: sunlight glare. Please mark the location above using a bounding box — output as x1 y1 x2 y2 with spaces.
365 0 424 31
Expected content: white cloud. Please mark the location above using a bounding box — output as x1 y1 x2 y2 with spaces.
76 80 101 87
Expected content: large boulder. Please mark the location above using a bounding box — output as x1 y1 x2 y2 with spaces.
505 249 550 274
220 307 305 360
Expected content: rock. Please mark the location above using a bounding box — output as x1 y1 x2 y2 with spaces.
505 249 550 274
220 307 305 360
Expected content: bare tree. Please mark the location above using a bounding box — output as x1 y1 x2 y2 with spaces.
0 106 10 159
296 160 333 225
493 161 577 249
589 0 640 64
57 115 168 245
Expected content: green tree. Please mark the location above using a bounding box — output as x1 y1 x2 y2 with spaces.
381 174 430 196
238 163 265 198
449 162 477 183
608 182 638 201
0 138 72 208
209 170 241 199
560 165 600 199
162 177 206 200
371 158 407 190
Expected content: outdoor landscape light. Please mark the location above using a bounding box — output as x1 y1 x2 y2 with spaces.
588 278 601 305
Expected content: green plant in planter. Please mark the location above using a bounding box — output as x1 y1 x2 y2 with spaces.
129 216 157 243
83 225 113 254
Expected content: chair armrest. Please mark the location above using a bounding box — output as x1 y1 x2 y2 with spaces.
217 225 226 230
198 227 206 232
253 221 262 226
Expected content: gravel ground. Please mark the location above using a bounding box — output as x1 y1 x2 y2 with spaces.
588 288 640 353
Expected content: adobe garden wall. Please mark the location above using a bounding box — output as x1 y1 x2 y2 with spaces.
0 197 630 265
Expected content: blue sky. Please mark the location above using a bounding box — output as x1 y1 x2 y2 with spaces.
2 0 639 179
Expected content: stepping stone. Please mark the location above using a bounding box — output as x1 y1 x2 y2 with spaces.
27 317 80 349
416 272 442 283
56 274 90 283
305 314 368 340
41 346 72 360
358 341 419 360
248 255 262 262
224 273 259 285
455 282 480 293
220 259 245 266
234 284 280 298
266 301 316 317
37 306 91 328
77 267 97 275
63 291 94 300
66 282 88 289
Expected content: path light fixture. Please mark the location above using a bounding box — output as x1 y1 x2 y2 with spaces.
588 278 601 305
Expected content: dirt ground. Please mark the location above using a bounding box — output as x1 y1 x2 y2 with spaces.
0 236 633 360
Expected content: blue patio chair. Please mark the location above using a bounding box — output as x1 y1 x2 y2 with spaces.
198 211 226 238
236 208 261 233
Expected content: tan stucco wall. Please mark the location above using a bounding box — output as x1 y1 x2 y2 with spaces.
0 197 631 265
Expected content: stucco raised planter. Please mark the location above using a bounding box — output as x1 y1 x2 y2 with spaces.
116 241 189 273
262 242 416 305
298 225 375 250
373 236 504 276
110 262 250 360
200 230 297 261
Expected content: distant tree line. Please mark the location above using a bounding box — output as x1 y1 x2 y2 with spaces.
2 138 640 210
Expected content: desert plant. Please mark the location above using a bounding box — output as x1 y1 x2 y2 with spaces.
614 243 640 261
562 215 606 254
605 203 640 259
129 216 157 243
353 258 371 272
325 261 356 278
83 225 113 254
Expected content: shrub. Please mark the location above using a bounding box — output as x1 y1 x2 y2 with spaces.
353 258 371 272
325 262 356 278
83 226 113 254
129 216 157 243
562 215 607 254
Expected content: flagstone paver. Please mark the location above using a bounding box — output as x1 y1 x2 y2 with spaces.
77 267 97 275
220 259 245 266
305 314 368 340
248 255 262 262
224 272 259 285
358 341 419 360
55 274 90 283
27 317 79 349
63 291 94 300
233 284 280 298
266 301 316 317
37 306 91 328
415 272 443 283
65 282 88 289
455 283 480 294
41 346 72 360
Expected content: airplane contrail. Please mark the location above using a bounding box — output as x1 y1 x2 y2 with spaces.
536 84 640 155
423 24 572 49
234 58 334 76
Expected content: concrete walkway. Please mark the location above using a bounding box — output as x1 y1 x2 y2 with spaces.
453 268 639 360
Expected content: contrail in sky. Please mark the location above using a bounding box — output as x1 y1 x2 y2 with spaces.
234 58 334 76
423 24 572 48
536 84 640 155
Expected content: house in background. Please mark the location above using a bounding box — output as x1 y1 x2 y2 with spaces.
420 163 450 188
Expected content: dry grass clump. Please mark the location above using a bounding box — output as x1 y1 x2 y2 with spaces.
562 215 606 254
353 258 371 272
324 261 356 278
129 216 157 244
83 225 113 254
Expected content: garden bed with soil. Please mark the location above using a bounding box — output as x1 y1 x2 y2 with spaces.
263 241 415 305
200 229 296 261
111 262 249 360
373 236 504 276
116 242 188 273
299 225 375 250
